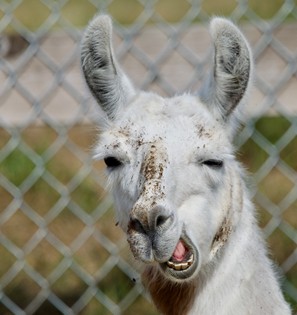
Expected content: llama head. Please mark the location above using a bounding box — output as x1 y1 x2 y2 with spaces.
81 16 252 282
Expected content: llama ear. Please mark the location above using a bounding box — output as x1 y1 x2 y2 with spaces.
200 18 252 120
81 15 136 120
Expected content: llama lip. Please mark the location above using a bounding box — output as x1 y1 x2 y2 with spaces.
161 235 198 280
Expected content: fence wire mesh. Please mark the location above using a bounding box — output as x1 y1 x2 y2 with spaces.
0 0 297 314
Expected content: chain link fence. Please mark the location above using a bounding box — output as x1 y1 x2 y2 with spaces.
0 0 297 314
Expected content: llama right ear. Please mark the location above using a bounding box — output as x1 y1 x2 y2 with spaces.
81 15 136 120
200 18 252 121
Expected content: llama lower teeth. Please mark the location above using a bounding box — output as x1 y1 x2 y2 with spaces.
167 254 194 271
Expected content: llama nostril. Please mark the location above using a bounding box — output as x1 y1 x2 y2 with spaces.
152 205 172 230
156 214 170 228
129 218 145 234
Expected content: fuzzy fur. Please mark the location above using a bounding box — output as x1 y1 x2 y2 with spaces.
81 15 291 315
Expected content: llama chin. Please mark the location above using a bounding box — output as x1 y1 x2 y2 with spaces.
81 15 292 315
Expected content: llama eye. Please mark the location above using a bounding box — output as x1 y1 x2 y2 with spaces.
202 159 223 169
104 156 122 168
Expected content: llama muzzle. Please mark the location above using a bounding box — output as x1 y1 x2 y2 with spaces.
127 204 180 264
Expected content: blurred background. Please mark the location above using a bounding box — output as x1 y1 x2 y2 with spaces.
0 0 297 314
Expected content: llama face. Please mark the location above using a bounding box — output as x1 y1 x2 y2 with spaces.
94 92 235 280
81 16 252 282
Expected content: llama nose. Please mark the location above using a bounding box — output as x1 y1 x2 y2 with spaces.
130 205 173 234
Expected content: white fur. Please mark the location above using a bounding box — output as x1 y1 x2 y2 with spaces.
81 15 291 315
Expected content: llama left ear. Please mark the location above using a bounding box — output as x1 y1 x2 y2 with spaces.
200 18 252 121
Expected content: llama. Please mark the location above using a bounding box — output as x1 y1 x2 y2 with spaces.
81 15 292 315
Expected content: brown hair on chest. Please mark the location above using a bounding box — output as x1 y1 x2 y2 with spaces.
142 266 198 315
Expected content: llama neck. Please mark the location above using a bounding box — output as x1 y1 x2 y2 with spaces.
190 200 290 315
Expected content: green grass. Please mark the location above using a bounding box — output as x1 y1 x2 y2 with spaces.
0 119 296 313
0 148 35 186
239 116 297 173
0 0 295 32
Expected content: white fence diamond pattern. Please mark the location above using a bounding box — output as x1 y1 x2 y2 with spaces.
0 1 297 314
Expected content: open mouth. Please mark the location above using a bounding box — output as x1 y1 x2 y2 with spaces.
161 234 198 280
166 240 194 270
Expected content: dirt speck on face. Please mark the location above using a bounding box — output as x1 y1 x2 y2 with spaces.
142 143 166 182
129 142 167 235
211 217 232 254
196 124 213 139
